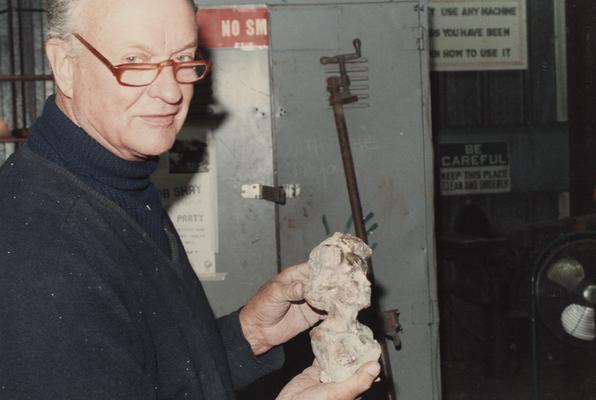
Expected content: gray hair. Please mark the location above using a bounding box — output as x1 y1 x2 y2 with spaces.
45 0 87 39
45 0 197 40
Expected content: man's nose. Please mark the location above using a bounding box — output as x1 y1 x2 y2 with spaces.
148 66 183 104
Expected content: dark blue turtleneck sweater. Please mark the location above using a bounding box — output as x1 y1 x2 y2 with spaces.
27 96 170 256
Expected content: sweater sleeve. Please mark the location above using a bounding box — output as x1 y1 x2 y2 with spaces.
0 252 156 400
217 310 285 390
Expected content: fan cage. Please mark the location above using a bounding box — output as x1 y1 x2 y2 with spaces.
532 232 596 348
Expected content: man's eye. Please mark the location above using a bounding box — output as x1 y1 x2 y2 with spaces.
124 56 143 63
176 54 194 62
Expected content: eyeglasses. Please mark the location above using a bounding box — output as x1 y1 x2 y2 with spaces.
72 33 211 87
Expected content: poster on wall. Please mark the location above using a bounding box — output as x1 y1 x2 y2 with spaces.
439 142 510 195
152 125 223 281
152 6 271 282
428 0 527 71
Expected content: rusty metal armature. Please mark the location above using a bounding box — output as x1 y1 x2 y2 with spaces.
321 39 397 400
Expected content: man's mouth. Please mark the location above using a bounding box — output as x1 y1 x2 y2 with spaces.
139 113 177 126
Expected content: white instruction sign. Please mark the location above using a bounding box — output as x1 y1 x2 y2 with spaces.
429 0 527 71
152 125 224 281
440 142 510 195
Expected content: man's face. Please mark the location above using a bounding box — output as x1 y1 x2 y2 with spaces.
69 0 198 161
336 259 371 310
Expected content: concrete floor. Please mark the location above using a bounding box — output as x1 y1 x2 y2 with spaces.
440 299 596 400
442 348 596 400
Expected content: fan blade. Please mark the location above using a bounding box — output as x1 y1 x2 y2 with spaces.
561 304 595 341
584 284 596 305
546 257 585 292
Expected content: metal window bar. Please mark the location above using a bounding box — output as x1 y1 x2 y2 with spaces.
0 0 54 134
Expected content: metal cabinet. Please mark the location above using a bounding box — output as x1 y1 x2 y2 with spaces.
196 2 440 399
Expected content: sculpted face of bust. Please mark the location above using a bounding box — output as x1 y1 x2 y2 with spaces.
337 254 372 310
307 245 371 313
46 0 198 161
306 232 373 314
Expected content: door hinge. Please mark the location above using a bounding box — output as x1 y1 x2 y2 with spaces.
417 26 425 51
382 308 403 350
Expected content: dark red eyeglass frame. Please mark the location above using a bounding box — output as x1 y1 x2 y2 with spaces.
72 33 211 87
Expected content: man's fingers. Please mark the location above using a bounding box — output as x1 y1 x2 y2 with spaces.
356 362 381 388
301 364 321 380
335 362 381 399
279 361 380 400
278 263 309 284
286 281 305 302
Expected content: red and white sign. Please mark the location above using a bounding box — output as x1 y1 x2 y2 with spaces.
197 6 269 49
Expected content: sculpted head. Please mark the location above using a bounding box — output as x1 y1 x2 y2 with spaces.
45 0 201 161
305 233 373 313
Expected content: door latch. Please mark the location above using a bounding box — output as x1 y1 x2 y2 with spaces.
241 184 301 205
382 309 402 350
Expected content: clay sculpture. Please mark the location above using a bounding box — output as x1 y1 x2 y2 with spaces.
304 232 381 383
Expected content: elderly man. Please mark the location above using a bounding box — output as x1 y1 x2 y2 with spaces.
0 0 380 399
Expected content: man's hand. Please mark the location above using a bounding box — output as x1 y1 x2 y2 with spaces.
276 361 381 400
239 263 323 355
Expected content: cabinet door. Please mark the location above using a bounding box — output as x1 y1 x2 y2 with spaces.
269 3 440 400
190 6 279 317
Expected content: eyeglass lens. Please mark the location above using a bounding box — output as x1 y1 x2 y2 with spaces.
119 64 208 86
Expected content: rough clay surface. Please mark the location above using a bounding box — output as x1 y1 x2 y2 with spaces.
304 232 381 383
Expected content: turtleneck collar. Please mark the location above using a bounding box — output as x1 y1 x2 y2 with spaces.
27 95 170 256
28 95 158 191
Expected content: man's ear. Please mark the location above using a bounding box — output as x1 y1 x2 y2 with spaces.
46 38 75 98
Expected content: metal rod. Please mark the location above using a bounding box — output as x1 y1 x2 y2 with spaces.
328 78 367 242
0 137 26 143
7 0 18 129
531 258 540 400
17 1 27 128
0 75 52 82
0 8 47 14
325 75 397 400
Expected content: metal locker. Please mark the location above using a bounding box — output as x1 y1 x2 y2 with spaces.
269 4 439 400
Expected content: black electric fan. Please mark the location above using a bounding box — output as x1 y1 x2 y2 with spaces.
531 232 596 399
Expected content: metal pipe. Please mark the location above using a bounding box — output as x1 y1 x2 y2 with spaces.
0 74 53 81
0 8 47 14
17 1 27 128
7 0 18 128
328 78 367 242
326 75 397 400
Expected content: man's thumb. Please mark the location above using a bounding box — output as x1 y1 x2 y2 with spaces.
360 362 381 380
355 362 381 391
287 281 305 302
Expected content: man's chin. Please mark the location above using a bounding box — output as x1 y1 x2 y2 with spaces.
127 139 176 160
